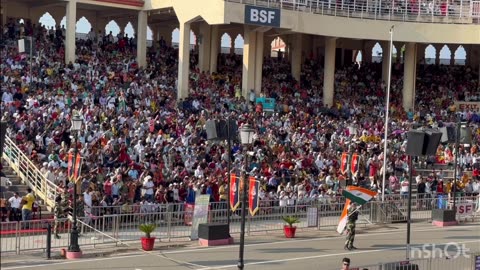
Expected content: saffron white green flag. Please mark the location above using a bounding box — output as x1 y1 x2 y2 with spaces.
336 186 377 234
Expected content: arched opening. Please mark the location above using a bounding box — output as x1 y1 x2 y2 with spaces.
190 30 197 46
392 45 398 60
105 20 120 36
60 16 66 28
454 45 466 65
271 37 286 58
171 28 196 48
147 26 153 41
439 45 451 65
124 22 135 38
234 34 244 55
39 12 56 29
220 33 232 54
372 42 382 63
425 44 436 65
76 17 91 34
356 50 363 63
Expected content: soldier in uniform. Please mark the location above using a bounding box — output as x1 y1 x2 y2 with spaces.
76 194 85 235
344 202 359 250
53 195 64 239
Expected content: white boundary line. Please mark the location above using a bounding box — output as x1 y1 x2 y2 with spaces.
2 224 479 270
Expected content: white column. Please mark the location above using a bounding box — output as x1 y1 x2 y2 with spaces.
198 23 212 73
65 0 77 64
403 42 416 111
382 41 391 83
209 25 219 73
242 26 256 98
136 11 147 68
323 37 336 108
177 22 191 100
291 34 302 81
254 31 264 95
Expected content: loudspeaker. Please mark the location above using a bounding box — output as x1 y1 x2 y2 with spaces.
432 209 456 222
459 126 472 144
0 122 6 158
198 224 230 240
406 130 426 157
205 120 219 140
423 129 442 156
446 126 456 142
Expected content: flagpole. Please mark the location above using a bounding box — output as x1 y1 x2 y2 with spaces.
382 25 394 202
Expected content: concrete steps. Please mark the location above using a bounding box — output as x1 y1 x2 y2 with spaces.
1 160 51 218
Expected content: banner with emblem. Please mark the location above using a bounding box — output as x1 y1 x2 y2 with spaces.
73 153 82 183
340 152 349 175
230 173 240 211
248 177 260 216
351 153 359 177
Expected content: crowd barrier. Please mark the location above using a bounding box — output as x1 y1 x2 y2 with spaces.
227 0 477 24
1 196 477 255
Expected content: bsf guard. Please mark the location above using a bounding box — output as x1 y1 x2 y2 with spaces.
53 195 65 239
344 202 359 251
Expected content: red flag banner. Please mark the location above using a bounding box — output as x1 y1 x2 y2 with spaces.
340 152 349 175
248 177 260 216
229 173 240 212
351 153 359 177
67 152 74 178
73 153 82 183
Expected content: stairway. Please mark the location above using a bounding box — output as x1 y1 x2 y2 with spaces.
1 160 52 220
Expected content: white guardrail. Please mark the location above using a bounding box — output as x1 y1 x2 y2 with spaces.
228 0 480 24
2 136 58 210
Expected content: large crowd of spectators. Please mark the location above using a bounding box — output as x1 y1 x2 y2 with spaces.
1 18 479 220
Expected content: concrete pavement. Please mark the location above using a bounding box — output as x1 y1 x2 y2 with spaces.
1 222 479 270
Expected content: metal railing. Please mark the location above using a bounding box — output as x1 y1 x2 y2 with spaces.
228 0 478 24
2 136 58 210
2 195 477 255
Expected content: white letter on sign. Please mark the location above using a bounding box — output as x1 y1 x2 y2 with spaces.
259 10 268 23
251 9 259 22
268 11 275 23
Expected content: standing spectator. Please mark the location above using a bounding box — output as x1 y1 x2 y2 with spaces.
21 188 36 228
8 192 22 221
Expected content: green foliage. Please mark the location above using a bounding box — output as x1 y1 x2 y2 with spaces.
282 216 300 227
139 223 156 238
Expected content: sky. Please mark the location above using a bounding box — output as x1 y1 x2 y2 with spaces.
38 12 466 60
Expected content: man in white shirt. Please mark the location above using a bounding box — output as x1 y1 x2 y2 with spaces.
8 192 22 221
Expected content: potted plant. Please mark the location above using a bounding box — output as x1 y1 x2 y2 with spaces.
139 223 156 251
282 216 300 238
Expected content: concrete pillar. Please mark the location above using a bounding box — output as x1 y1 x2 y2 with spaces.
291 34 302 81
242 26 256 98
151 26 159 48
254 31 264 96
403 42 416 111
416 44 426 64
230 37 235 54
362 46 373 63
177 22 191 100
136 11 147 67
450 50 455 66
382 41 392 83
435 45 442 65
323 37 336 108
209 25 219 73
198 23 211 73
65 0 77 64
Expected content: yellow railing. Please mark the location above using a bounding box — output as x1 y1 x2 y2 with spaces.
2 136 58 210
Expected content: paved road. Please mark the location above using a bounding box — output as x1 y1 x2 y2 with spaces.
2 222 479 270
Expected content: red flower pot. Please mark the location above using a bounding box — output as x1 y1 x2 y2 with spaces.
141 237 156 251
283 226 297 238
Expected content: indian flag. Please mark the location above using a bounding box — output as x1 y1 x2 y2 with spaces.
336 186 377 234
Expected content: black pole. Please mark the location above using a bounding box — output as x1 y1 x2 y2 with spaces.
406 156 413 260
68 134 80 253
227 116 231 228
238 153 248 269
46 223 52 259
453 121 460 212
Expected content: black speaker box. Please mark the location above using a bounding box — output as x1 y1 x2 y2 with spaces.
446 126 456 143
198 224 230 240
0 122 6 158
423 129 442 156
406 131 426 157
432 209 456 222
205 120 219 140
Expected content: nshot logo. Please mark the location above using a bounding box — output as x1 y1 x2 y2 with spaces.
410 242 470 259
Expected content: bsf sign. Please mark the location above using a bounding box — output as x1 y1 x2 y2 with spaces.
456 203 474 216
245 5 280 27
